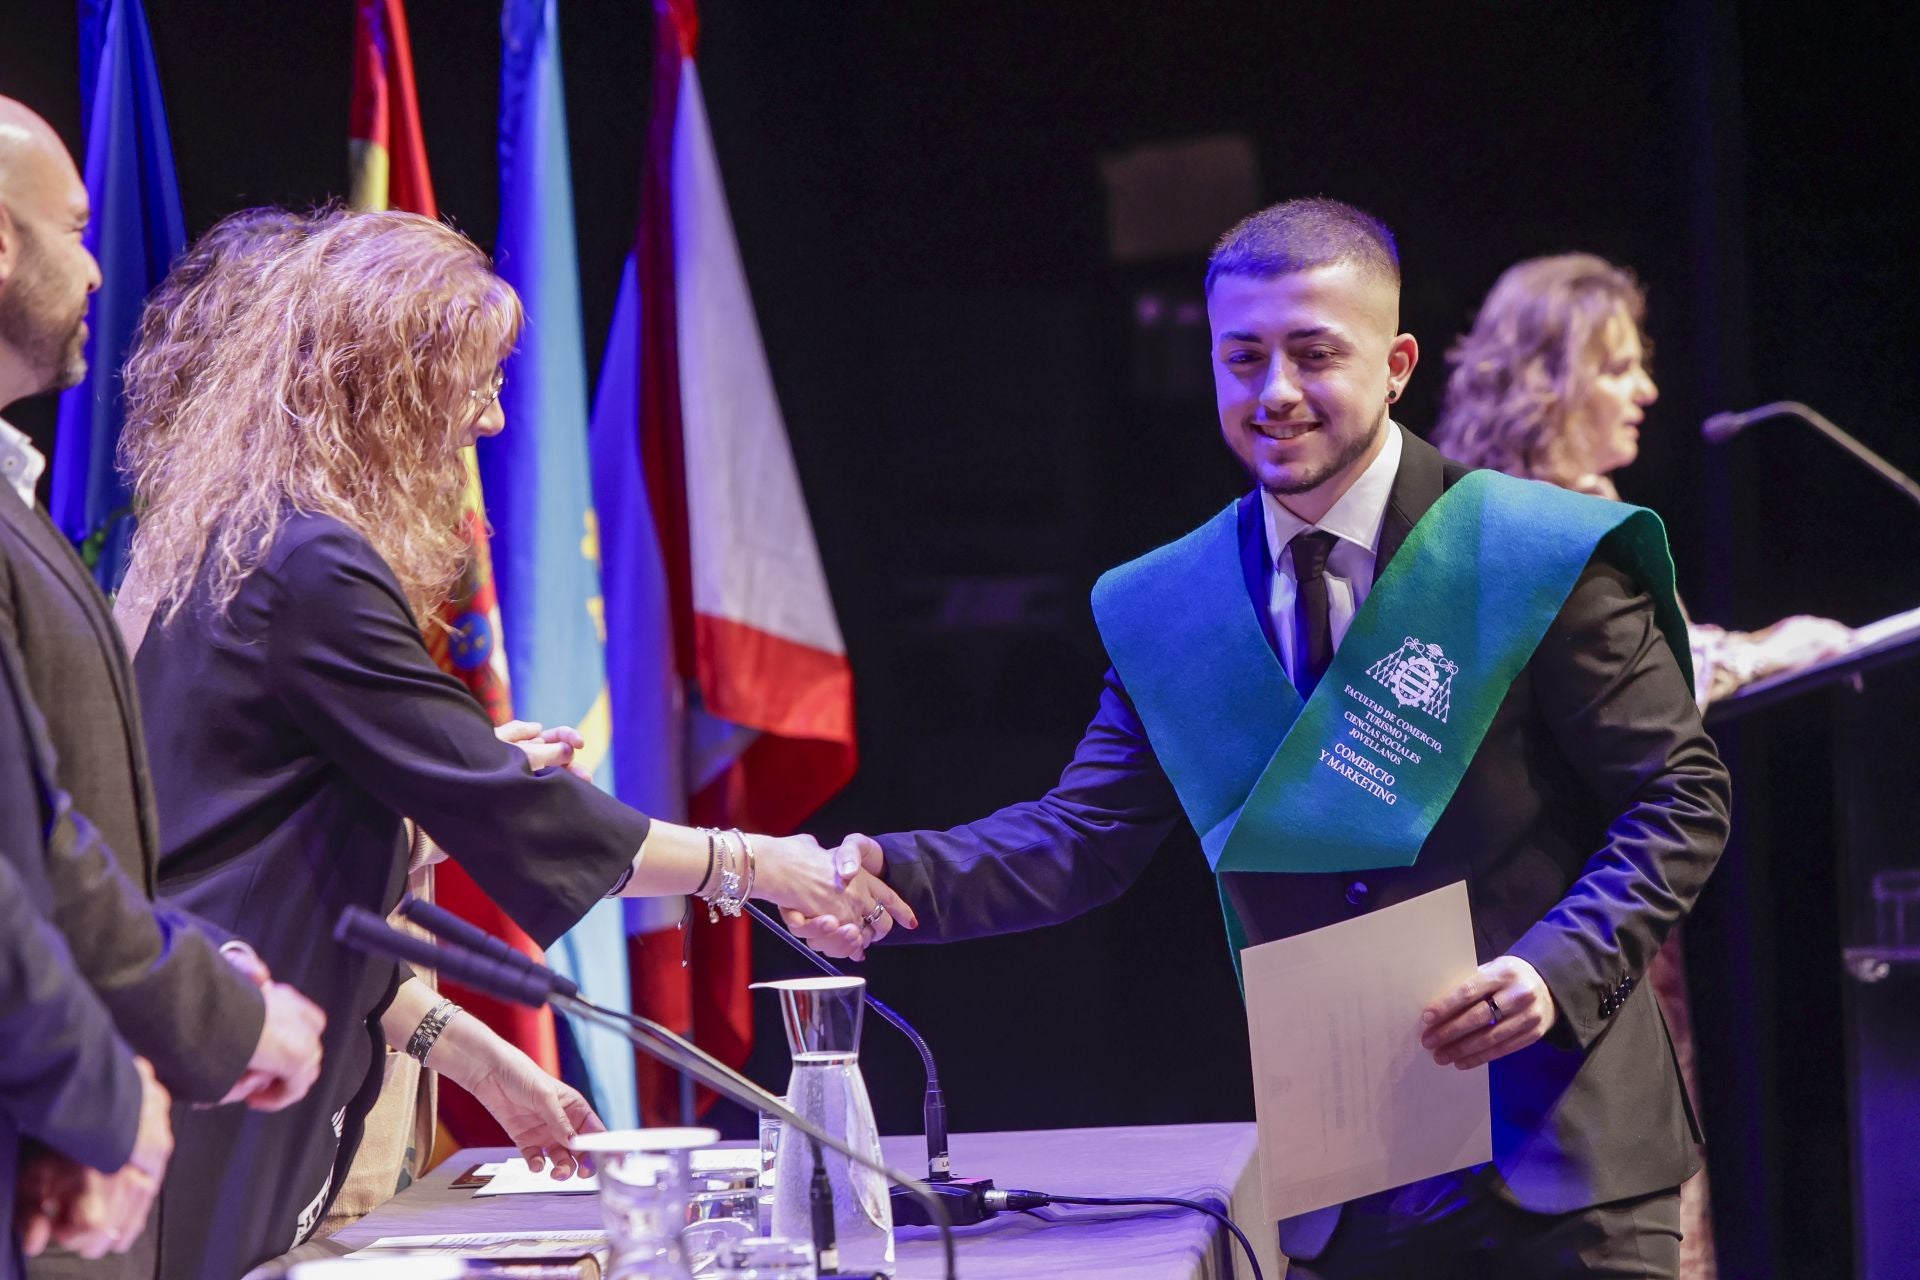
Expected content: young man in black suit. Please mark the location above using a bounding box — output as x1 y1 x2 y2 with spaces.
0 96 325 1277
805 199 1730 1276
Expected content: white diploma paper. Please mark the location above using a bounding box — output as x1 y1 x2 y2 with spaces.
469 1147 758 1196
1242 880 1491 1220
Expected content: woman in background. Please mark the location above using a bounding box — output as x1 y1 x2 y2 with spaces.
115 209 909 1277
1432 254 1850 703
1432 253 1852 1280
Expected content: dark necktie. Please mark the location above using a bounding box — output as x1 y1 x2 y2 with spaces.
1289 530 1339 697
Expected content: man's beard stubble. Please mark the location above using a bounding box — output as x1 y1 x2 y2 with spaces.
0 247 88 397
1263 401 1390 496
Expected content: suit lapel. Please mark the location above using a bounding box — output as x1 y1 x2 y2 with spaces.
0 487 138 698
1235 490 1286 661
1374 425 1448 580
0 486 161 865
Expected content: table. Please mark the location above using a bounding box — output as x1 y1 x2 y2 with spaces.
254 1122 1284 1279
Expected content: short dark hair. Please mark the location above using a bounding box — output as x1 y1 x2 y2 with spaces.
1205 197 1400 294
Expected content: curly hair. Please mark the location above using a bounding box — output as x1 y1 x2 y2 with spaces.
119 205 335 489
1431 253 1646 486
119 209 522 624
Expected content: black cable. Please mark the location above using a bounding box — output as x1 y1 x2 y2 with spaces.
987 1190 1264 1280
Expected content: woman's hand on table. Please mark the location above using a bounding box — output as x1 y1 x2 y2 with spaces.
461 1038 606 1180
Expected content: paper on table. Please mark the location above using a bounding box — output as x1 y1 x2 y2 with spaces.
471 1148 760 1196
471 1160 598 1197
357 1229 607 1258
1242 879 1491 1221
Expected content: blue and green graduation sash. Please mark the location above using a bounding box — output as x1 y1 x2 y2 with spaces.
1092 470 1687 962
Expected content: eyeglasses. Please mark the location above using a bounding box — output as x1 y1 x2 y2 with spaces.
469 368 506 410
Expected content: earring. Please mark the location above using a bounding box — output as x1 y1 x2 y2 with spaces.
1386 389 1399 403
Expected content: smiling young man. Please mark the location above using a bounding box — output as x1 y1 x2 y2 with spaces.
799 197 1730 1276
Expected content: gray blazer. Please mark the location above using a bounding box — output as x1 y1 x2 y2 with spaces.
0 484 265 1101
0 599 143 1280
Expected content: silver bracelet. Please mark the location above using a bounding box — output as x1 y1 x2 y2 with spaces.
696 825 753 920
731 828 757 907
405 999 461 1063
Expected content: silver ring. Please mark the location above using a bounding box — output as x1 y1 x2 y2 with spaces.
860 903 886 929
1485 995 1501 1028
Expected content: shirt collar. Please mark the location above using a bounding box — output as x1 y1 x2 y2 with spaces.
1261 420 1404 569
0 415 46 509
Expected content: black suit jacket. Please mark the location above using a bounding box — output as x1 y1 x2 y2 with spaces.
135 511 649 1278
878 429 1731 1256
0 610 143 1280
0 483 265 1103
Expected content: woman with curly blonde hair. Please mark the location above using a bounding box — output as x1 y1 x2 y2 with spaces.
119 209 906 1278
118 204 602 1241
1431 253 1652 497
1433 252 1853 1280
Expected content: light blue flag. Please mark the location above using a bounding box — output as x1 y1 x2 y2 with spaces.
52 0 185 591
485 0 637 1130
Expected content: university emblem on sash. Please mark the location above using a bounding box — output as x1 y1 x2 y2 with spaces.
1366 636 1458 723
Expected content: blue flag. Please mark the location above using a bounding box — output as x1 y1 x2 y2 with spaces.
590 254 689 927
484 0 638 1130
52 0 184 590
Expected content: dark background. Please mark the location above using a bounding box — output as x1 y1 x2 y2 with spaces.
6 3 1916 1276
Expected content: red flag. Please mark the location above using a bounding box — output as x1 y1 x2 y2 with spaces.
349 0 557 1143
621 0 858 1120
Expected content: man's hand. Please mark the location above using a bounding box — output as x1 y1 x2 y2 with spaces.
215 943 326 1110
1419 955 1558 1070
779 833 915 961
228 983 327 1111
462 1039 606 1181
15 1057 173 1258
496 720 592 782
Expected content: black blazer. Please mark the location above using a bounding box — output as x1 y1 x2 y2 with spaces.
0 483 265 1103
134 511 649 1279
0 613 143 1280
878 429 1731 1256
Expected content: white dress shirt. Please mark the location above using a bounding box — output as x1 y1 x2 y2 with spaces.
1261 423 1403 686
0 415 47 509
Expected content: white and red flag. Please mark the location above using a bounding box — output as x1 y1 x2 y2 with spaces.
591 0 857 1119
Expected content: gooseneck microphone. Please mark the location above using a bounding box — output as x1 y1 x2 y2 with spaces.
334 905 957 1280
337 902 557 1007
1703 400 1920 511
743 903 995 1228
397 895 578 996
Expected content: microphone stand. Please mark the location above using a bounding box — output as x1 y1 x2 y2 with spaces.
744 904 997 1227
340 905 957 1280
1705 400 1920 511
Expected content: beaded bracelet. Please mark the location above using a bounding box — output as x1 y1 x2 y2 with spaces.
406 999 461 1064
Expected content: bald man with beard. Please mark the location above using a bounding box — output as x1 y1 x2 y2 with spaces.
0 97 324 1279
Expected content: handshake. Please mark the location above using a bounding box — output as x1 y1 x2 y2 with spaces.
748 831 916 962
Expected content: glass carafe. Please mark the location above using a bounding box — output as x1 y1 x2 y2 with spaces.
753 977 894 1275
